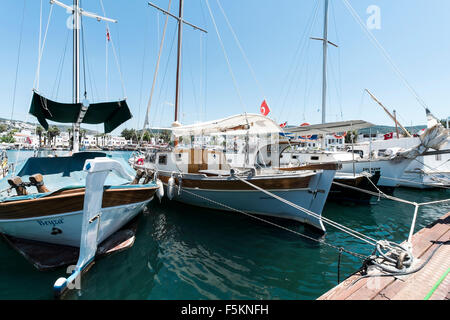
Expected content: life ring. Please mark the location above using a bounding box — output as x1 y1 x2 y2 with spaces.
300 123 312 139
136 158 144 165
333 132 347 139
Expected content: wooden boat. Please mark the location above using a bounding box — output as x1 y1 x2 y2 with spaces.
0 153 157 247
133 114 337 232
0 0 159 297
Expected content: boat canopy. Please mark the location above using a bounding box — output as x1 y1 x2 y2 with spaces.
170 114 282 137
288 120 374 136
29 92 132 133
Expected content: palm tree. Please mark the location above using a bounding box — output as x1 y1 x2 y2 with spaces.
35 126 44 148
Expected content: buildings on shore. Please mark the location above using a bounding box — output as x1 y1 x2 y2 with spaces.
0 120 131 150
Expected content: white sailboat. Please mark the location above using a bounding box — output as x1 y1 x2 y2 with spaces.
132 0 337 232
280 0 448 193
0 0 159 296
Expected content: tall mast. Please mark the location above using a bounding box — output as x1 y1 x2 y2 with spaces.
174 0 184 123
51 0 117 153
72 0 81 152
321 0 329 124
147 0 206 124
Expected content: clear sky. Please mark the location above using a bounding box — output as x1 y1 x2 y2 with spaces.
1 0 449 135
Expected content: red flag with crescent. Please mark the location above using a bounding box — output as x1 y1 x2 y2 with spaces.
106 28 111 42
260 100 270 116
384 132 394 140
280 122 287 128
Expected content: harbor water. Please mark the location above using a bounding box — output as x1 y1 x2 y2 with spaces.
0 151 449 300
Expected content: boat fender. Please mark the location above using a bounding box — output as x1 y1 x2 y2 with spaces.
167 175 176 200
177 175 183 196
156 179 164 202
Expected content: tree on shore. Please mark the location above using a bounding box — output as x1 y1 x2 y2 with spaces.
36 126 44 148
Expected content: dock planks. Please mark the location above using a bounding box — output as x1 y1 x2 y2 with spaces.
318 212 450 300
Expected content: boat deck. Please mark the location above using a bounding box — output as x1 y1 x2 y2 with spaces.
318 212 450 300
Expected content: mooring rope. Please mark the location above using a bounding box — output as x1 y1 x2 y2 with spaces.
178 186 367 260
232 174 379 247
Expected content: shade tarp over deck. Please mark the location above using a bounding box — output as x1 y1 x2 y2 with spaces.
29 92 132 133
288 120 374 136
171 114 282 137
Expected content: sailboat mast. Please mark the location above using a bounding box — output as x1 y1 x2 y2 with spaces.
174 0 184 123
72 0 80 152
321 0 329 124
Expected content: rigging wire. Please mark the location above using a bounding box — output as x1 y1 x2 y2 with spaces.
342 0 430 112
277 0 321 121
215 0 266 100
141 0 173 144
330 0 344 120
33 2 54 91
10 0 27 122
99 0 127 99
137 9 152 131
205 0 247 113
80 8 88 100
51 29 70 99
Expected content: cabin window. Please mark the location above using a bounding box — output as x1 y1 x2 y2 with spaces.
436 154 442 161
176 153 182 161
292 155 298 160
311 156 319 161
158 154 167 165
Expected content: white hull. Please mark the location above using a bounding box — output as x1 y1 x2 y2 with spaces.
339 158 413 188
162 171 335 231
0 199 151 247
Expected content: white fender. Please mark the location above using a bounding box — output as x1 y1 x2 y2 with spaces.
156 179 164 202
167 176 176 200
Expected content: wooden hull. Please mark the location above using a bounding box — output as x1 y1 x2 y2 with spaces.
158 174 313 191
0 186 157 247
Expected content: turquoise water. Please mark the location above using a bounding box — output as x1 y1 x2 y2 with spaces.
0 151 449 299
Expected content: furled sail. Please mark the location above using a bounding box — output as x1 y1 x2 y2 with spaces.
29 92 132 133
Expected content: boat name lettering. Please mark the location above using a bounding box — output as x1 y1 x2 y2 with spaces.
37 219 64 227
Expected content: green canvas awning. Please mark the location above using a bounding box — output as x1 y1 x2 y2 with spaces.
29 92 132 133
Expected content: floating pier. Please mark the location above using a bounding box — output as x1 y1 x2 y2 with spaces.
318 212 450 300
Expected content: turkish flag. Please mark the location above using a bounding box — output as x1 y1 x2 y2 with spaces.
280 122 287 128
260 100 270 116
384 132 394 140
106 28 111 42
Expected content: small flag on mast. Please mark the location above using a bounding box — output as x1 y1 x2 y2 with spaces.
260 100 270 116
106 28 111 42
280 122 287 128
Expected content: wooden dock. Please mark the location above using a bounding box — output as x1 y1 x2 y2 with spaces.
318 212 450 300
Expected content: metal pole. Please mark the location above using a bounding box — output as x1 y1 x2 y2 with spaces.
321 0 329 124
72 0 80 153
394 110 400 139
174 0 184 123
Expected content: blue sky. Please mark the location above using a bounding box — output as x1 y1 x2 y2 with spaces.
1 0 450 134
